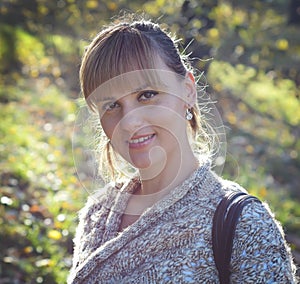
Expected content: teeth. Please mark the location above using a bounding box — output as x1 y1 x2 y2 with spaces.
129 134 153 144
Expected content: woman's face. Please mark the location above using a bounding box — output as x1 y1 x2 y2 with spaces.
93 58 196 171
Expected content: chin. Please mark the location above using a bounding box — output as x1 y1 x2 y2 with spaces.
130 159 152 169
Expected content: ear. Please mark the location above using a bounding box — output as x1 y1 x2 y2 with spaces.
184 72 197 107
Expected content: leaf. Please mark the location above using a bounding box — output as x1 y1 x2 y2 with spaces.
47 230 62 240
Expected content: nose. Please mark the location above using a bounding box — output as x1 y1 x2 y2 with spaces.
119 107 144 134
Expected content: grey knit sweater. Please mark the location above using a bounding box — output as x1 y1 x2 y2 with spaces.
68 163 297 283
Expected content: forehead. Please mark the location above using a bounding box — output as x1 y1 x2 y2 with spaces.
87 69 186 107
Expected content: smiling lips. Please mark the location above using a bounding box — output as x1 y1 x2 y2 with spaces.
128 134 155 149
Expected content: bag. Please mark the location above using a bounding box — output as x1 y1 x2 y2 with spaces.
212 192 261 284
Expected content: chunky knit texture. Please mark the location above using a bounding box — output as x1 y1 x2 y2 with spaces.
68 163 297 283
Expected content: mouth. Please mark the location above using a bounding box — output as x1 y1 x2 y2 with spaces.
128 134 155 148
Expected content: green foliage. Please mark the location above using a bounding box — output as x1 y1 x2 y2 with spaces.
0 80 85 282
208 61 300 128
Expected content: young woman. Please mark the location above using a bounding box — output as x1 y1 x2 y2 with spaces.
68 16 297 283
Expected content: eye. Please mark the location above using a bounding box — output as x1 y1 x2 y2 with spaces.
138 90 159 101
102 101 120 112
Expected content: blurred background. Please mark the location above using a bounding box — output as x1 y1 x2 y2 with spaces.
0 0 299 283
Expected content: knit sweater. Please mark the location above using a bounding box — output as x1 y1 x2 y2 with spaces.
68 163 297 283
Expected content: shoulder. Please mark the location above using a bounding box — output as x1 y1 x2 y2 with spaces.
236 198 285 241
189 169 251 210
211 176 297 281
230 193 297 282
219 176 248 195
205 172 248 203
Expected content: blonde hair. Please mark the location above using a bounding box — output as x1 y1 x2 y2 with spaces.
80 16 212 181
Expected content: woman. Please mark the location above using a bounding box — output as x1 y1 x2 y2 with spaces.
68 16 297 283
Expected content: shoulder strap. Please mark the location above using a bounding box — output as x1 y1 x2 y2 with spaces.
212 192 261 284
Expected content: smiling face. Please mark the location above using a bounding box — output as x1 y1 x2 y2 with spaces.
91 59 196 171
80 20 202 179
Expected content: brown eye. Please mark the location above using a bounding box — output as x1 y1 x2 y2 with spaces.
103 101 119 112
138 90 159 101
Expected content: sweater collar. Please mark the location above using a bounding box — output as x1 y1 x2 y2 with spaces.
72 161 212 283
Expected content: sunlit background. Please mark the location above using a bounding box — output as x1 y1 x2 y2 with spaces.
0 0 299 282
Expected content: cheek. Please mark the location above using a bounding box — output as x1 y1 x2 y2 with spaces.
152 110 187 142
157 101 186 127
100 117 117 139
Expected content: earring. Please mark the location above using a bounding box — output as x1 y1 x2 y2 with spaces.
185 109 193 120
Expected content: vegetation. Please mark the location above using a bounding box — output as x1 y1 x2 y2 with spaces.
0 0 299 282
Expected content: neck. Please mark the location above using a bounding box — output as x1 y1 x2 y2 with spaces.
138 146 199 201
122 148 199 216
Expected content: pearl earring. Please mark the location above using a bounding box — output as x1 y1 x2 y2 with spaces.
185 109 193 120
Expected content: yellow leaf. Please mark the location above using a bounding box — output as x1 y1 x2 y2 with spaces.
259 187 267 198
245 145 254 154
47 230 62 240
24 246 33 254
208 28 219 40
227 112 237 125
86 0 98 9
276 39 289 51
107 2 117 11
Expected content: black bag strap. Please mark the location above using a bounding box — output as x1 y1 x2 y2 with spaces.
212 192 261 284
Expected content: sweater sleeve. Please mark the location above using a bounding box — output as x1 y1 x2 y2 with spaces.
67 199 99 279
230 200 297 283
67 191 110 283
